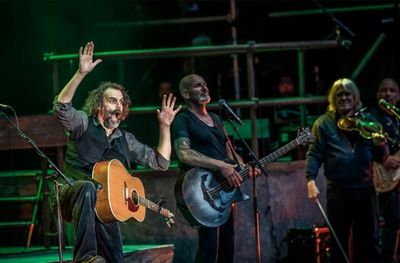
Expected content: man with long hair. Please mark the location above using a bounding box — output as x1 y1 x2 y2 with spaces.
306 78 387 263
53 41 181 263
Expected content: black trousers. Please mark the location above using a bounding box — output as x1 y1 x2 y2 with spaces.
60 180 123 263
380 189 400 263
327 186 380 263
196 212 235 263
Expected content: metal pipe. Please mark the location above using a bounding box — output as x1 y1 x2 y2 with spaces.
43 40 351 62
297 49 306 127
268 4 396 18
246 46 258 156
351 33 386 80
230 0 241 106
129 96 328 114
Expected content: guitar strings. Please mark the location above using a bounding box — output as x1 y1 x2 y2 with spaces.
206 133 309 198
207 149 286 197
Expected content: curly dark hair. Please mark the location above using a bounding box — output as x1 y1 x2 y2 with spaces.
82 81 131 120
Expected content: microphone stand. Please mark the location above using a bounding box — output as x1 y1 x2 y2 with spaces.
313 0 356 39
0 111 73 263
225 118 269 263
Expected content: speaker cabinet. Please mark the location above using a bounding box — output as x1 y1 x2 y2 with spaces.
287 226 330 263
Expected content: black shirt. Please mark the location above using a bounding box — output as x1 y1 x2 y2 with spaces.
172 109 227 171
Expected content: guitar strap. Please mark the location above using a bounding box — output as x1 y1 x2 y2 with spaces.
221 121 241 166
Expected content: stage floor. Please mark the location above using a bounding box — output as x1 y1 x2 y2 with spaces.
0 244 174 263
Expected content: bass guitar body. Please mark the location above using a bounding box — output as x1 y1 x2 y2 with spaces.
175 167 248 228
176 128 312 228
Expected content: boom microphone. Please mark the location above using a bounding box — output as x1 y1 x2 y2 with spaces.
379 99 400 118
218 99 243 126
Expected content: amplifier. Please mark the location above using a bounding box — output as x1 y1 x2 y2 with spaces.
286 226 330 263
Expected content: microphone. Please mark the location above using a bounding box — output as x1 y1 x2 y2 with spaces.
218 99 243 126
379 99 400 117
0 103 11 109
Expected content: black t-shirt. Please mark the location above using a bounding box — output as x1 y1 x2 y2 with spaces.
172 109 227 171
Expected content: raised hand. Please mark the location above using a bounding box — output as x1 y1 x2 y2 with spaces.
79 41 102 75
57 42 103 103
157 93 182 127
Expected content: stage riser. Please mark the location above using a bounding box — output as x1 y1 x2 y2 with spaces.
0 161 326 263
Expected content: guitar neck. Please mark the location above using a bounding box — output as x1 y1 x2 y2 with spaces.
240 135 305 180
137 195 172 219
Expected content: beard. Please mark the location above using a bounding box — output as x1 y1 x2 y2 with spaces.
102 109 122 129
190 94 211 105
199 95 211 103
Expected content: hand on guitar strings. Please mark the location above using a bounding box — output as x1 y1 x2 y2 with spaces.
247 162 262 178
218 162 242 187
383 155 400 170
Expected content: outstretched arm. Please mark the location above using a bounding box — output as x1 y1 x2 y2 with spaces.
57 41 102 103
156 93 182 160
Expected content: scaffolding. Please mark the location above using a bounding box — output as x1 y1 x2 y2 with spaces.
43 1 373 156
44 39 350 156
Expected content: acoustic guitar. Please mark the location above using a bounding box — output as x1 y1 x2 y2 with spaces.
373 150 400 192
175 128 312 228
92 159 175 227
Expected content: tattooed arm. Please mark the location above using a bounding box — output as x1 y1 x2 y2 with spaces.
174 137 242 187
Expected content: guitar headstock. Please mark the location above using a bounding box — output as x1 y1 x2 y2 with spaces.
296 127 313 146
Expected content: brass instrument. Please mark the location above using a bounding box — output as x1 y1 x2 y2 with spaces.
337 116 386 143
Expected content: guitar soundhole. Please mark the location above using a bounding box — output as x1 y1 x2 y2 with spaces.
131 190 139 205
127 190 139 212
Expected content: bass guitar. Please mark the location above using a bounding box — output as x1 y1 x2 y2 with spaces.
92 159 175 227
175 128 312 228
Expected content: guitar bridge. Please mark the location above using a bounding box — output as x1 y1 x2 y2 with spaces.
124 182 128 203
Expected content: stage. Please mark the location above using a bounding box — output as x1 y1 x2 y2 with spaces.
0 244 174 263
0 160 328 262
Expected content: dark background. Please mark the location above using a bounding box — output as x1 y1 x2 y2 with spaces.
1 0 399 160
2 1 399 112
1 0 399 172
